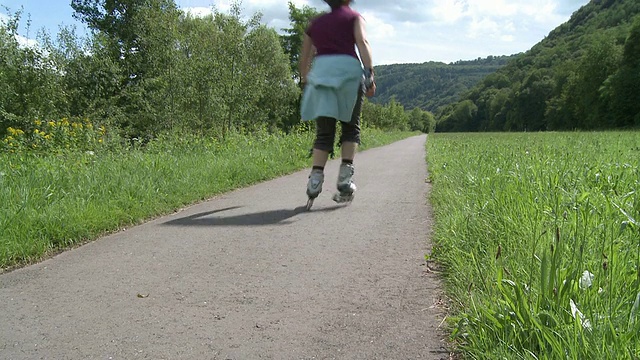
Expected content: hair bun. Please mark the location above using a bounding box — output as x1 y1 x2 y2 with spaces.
324 0 348 8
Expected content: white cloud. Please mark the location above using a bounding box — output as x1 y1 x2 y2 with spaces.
169 0 590 64
16 36 38 49
466 0 519 17
361 11 396 40
431 0 467 24
467 17 500 39
182 7 214 17
248 0 308 6
0 11 39 49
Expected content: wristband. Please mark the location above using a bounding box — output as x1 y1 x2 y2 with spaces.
364 68 375 90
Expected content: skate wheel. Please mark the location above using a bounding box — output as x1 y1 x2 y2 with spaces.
332 193 354 204
306 198 315 211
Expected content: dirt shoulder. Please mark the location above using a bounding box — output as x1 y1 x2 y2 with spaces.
0 135 449 359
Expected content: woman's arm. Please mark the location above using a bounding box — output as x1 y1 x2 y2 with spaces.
299 33 315 84
354 16 376 96
354 16 373 71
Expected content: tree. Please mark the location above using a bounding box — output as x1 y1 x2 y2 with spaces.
209 5 262 137
70 0 183 136
244 26 299 131
408 108 425 132
0 9 67 131
408 107 436 133
422 111 437 133
280 2 322 81
172 3 297 136
443 100 477 132
604 15 640 127
569 35 622 129
511 69 555 131
174 14 226 133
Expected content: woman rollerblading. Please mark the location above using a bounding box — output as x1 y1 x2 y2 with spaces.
300 0 376 209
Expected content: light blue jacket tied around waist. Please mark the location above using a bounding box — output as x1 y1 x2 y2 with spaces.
300 55 364 123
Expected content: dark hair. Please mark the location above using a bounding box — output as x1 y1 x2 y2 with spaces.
324 0 348 9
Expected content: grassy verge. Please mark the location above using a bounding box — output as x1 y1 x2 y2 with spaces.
0 127 418 270
427 131 640 359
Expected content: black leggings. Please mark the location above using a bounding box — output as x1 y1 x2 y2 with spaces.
313 83 364 153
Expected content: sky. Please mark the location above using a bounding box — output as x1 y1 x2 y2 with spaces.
0 0 590 65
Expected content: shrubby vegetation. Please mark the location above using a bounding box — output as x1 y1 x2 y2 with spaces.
1 1 299 138
0 0 431 140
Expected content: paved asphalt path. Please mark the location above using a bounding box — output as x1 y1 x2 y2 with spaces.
1 135 448 359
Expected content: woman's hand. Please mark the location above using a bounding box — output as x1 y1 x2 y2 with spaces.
366 82 376 97
364 67 375 97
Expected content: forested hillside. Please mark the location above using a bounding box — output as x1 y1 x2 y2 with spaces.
436 0 640 132
371 56 514 112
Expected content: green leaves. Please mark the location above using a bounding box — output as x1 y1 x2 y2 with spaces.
280 2 322 80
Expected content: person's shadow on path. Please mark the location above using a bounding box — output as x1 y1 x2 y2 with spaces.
163 205 344 227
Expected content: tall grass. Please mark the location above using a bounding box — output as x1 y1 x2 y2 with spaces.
0 126 416 270
427 132 640 359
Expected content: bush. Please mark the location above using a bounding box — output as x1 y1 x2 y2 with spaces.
1 118 108 153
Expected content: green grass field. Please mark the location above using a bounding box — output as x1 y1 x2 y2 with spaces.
427 132 640 359
0 127 416 271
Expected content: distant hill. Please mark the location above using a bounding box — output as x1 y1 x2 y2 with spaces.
436 0 640 132
370 56 515 113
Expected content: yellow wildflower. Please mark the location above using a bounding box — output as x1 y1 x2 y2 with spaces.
61 118 70 126
48 121 56 127
35 120 42 126
7 127 16 135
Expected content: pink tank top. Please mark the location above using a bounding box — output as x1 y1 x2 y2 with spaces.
306 5 360 59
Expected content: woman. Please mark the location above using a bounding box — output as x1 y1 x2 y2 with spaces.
299 0 376 207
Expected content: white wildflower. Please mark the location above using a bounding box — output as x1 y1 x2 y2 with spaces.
580 270 595 290
570 299 592 331
570 299 582 318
